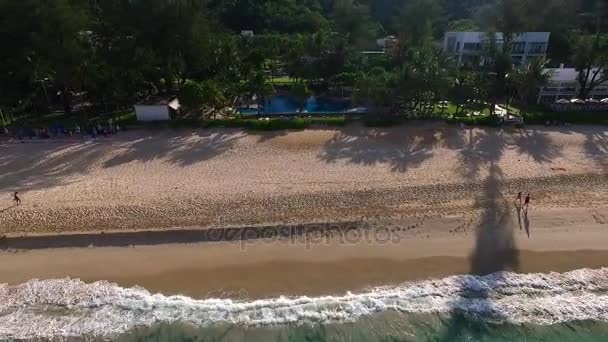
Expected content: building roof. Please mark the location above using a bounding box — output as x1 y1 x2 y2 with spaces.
444 31 550 42
136 96 179 106
547 68 579 82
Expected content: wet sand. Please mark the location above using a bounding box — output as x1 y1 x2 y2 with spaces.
2 206 607 298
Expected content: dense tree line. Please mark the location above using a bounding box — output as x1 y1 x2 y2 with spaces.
0 0 606 118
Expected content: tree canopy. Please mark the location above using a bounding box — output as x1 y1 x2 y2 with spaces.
0 0 606 117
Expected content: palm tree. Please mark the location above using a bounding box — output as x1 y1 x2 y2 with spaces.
247 71 274 117
510 58 553 105
200 80 226 119
354 68 393 116
290 80 312 113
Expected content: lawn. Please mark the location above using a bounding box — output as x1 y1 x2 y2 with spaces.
270 75 294 84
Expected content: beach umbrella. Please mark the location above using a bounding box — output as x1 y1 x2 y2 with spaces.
570 98 585 104
556 99 570 104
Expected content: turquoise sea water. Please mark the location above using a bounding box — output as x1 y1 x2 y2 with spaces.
118 316 608 342
2 268 607 341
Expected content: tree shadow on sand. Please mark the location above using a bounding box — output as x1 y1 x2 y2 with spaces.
1 130 245 193
436 163 520 341
0 141 107 192
457 128 506 179
318 125 447 172
103 130 245 168
583 129 608 174
433 125 525 341
512 128 563 164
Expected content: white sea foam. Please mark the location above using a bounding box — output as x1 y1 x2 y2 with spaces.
1 268 607 340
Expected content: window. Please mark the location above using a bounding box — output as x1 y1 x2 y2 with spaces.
512 56 523 66
511 42 526 54
447 37 456 52
463 43 481 52
528 42 547 54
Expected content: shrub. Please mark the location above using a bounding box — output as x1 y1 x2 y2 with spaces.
446 115 500 126
521 111 608 125
202 116 347 131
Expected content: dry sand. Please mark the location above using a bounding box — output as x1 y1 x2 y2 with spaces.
0 123 607 297
0 123 606 233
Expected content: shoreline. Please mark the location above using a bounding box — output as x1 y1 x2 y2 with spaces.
2 244 608 299
2 205 608 299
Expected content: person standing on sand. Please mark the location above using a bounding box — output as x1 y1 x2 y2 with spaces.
524 194 530 211
515 192 522 205
13 192 21 206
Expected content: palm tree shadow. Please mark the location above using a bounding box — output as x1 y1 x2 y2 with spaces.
583 129 608 174
523 208 530 238
318 125 441 172
0 141 106 192
515 202 523 232
513 128 562 163
102 130 245 168
437 163 519 341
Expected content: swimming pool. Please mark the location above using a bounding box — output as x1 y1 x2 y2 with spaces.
238 95 357 115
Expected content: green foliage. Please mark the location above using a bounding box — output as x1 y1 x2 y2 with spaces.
354 67 393 112
178 81 206 114
446 115 500 127
0 0 605 126
212 0 329 33
520 109 608 125
397 0 443 46
333 0 379 47
448 19 479 32
290 80 313 111
571 33 608 98
510 58 554 105
203 117 348 130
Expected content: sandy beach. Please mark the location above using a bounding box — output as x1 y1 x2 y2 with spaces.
1 123 606 233
1 123 607 297
1 206 608 298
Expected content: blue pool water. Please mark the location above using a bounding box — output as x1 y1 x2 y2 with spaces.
239 95 353 115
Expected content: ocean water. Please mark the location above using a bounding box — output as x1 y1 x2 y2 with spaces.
1 268 607 341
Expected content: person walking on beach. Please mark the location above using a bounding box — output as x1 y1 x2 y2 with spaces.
515 191 522 205
13 192 21 206
523 193 530 211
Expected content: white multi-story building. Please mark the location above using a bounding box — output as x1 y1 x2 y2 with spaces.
537 65 608 103
443 32 550 67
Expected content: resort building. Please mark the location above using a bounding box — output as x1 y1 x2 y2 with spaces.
134 97 180 121
537 65 608 103
443 31 550 67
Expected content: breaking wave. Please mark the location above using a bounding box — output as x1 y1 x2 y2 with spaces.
1 268 607 340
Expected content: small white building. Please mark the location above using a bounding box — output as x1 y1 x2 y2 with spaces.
538 65 608 103
240 30 254 38
134 97 180 121
376 35 398 53
443 31 550 67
